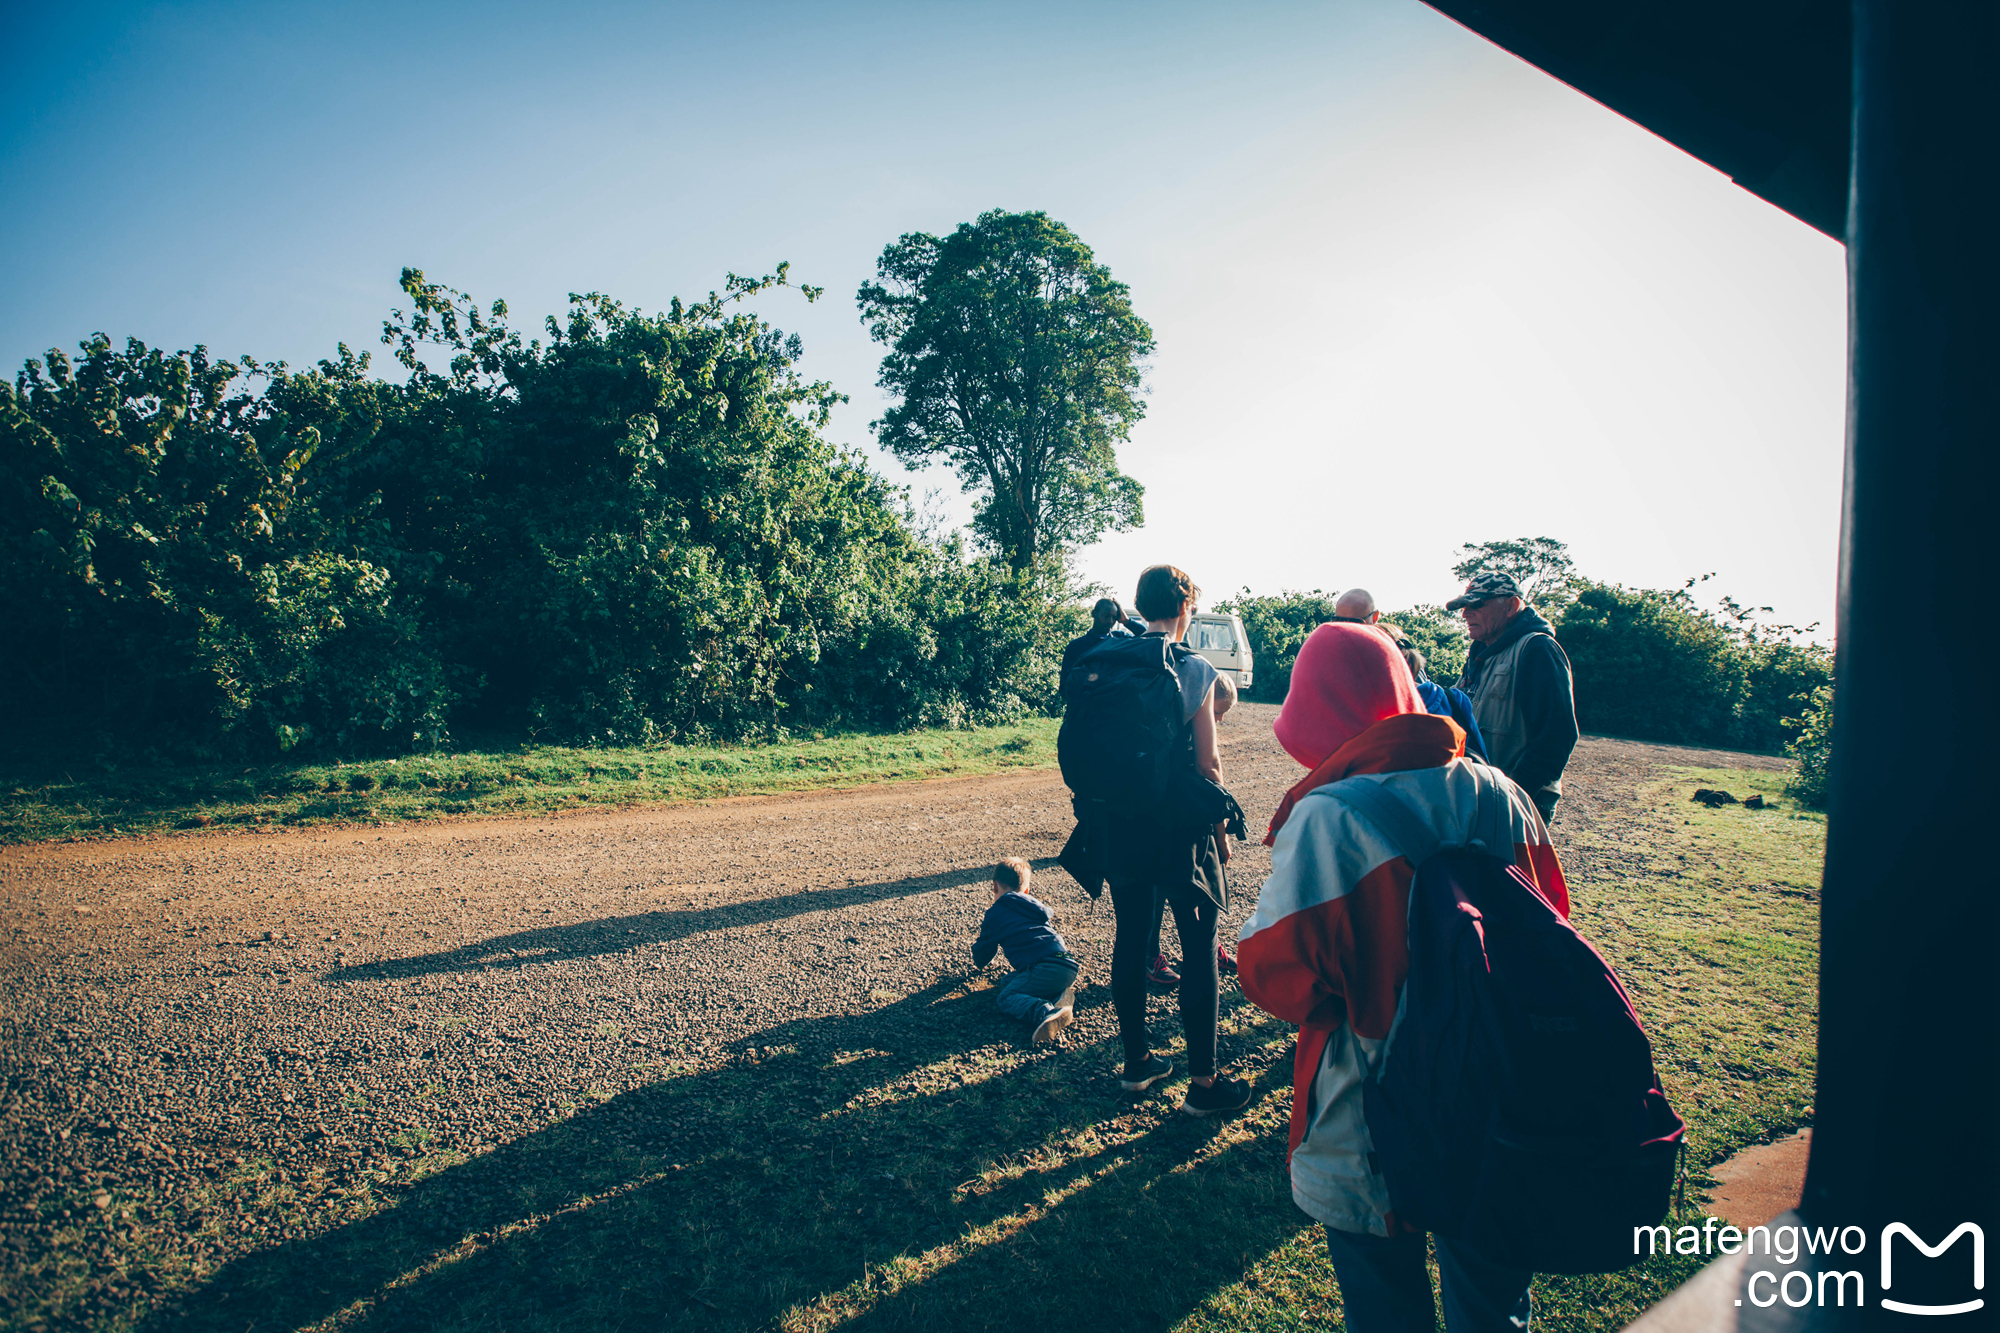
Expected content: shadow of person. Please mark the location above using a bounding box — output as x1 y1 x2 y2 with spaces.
141 979 1297 1332
325 861 1032 984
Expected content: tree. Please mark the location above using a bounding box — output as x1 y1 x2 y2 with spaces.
1452 536 1578 616
858 210 1152 571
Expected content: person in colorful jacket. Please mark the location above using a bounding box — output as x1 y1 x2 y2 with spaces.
1237 623 1569 1333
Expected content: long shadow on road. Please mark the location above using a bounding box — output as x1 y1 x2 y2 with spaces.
327 862 1034 983
143 978 1303 1332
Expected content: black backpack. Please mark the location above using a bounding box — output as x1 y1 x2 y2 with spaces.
1057 634 1187 815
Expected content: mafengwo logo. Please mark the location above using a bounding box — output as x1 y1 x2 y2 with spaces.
1639 1220 1985 1314
1882 1223 1985 1317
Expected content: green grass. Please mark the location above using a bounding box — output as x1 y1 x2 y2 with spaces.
10 763 1823 1332
0 719 1061 844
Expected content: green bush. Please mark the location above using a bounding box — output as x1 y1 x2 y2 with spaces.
1556 580 1830 752
1216 590 1339 701
1784 683 1833 808
1379 604 1470 686
0 337 453 754
0 269 1078 756
1219 592 1470 701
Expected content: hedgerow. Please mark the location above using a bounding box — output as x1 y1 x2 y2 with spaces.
0 269 1076 756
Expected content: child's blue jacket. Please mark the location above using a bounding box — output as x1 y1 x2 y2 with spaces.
972 892 1067 971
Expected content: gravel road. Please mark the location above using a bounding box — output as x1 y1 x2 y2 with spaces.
0 705 1785 1329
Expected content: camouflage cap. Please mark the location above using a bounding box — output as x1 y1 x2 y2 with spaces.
1445 571 1523 611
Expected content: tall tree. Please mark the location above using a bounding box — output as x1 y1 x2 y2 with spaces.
858 210 1152 570
1452 536 1579 616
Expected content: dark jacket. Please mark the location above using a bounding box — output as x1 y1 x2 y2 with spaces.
1455 606 1578 796
1415 677 1488 762
972 891 1067 970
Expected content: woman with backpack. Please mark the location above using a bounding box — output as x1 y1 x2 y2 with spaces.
1101 564 1252 1118
1236 623 1569 1333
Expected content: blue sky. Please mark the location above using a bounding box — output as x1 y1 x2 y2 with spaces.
3 0 1846 633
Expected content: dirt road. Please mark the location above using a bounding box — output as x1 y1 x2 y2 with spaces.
0 705 1783 1329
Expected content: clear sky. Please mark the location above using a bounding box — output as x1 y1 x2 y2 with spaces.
3 0 1847 634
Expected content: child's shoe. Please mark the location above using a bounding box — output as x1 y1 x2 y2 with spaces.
1119 1053 1174 1092
1032 1001 1074 1045
1182 1074 1253 1117
1216 944 1239 976
1146 953 1181 988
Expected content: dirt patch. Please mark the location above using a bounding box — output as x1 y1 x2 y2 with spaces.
0 713 1794 1328
1706 1130 1812 1227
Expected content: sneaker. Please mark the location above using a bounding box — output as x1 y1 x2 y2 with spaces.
1119 1053 1174 1092
1182 1074 1253 1117
1032 1002 1073 1045
1216 945 1239 976
1146 953 1181 988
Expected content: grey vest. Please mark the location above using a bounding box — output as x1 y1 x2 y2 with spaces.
1467 630 1570 797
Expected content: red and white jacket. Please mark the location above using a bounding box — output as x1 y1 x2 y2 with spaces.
1237 712 1568 1236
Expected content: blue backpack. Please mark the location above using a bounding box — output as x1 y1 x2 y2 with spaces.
1326 776 1685 1274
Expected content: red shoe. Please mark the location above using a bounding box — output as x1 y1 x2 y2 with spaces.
1217 944 1239 976
1147 953 1181 988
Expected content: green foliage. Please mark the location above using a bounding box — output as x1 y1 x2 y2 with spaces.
859 210 1152 571
1556 578 1831 752
1454 535 1580 618
1218 592 1469 701
1379 603 1469 685
1215 589 1338 701
1783 683 1833 808
1 267 1080 758
0 335 453 753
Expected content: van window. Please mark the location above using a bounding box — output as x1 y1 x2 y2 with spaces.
1192 621 1236 652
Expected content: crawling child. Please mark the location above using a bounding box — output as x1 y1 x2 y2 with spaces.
971 857 1080 1044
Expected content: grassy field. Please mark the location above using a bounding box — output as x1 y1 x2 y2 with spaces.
119 761 1823 1333
0 719 1062 844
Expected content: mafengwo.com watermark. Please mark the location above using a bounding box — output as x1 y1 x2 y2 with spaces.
1635 1219 1985 1315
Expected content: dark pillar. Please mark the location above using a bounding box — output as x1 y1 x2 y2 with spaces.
1805 0 1998 1320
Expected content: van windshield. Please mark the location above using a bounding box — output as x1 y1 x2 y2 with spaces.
1191 621 1236 652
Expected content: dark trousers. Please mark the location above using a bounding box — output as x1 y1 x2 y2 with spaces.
1323 1226 1533 1333
1109 879 1219 1077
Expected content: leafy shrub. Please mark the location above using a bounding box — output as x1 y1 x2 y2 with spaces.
1220 592 1470 701
1556 579 1830 752
1 268 1080 756
0 336 450 754
1784 683 1833 808
1215 590 1339 701
1379 604 1470 686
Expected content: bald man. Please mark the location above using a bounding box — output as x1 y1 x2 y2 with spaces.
1331 588 1379 624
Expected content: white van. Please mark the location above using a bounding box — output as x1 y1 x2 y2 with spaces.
1186 612 1253 693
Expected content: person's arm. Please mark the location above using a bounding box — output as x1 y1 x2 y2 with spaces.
970 908 1001 969
1191 684 1231 863
1509 636 1579 790
1192 683 1222 783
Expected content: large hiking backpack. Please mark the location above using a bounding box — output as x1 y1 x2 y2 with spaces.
1326 774 1685 1275
1057 634 1186 815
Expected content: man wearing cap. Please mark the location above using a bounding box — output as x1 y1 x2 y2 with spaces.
1447 572 1579 824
